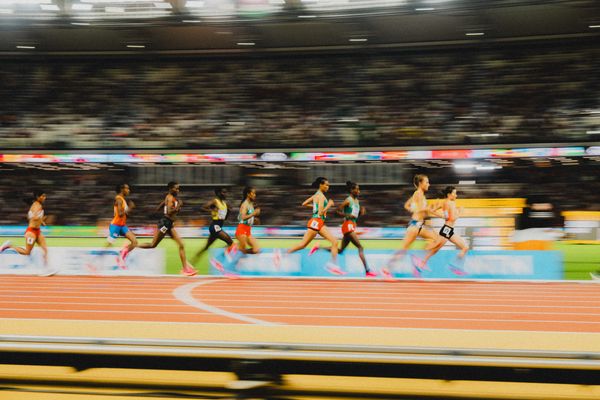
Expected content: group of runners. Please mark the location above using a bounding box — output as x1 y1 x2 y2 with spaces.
0 174 469 277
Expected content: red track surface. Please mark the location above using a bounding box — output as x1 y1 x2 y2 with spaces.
1 276 600 332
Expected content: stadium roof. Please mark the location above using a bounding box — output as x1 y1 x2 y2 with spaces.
0 0 598 54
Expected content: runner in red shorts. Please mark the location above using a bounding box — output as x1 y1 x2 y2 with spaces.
287 177 342 275
336 181 375 276
235 187 261 254
0 189 56 276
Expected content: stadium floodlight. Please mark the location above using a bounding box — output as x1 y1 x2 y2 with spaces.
301 0 407 11
476 164 501 171
40 4 59 10
186 0 205 7
454 162 477 170
0 0 52 5
415 7 435 11
466 32 485 36
80 0 151 3
589 25 600 28
72 3 93 10
154 2 171 8
105 6 125 12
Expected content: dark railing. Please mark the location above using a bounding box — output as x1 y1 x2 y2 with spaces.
0 335 599 399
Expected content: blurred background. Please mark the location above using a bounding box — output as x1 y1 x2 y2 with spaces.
1 0 600 268
1 2 600 399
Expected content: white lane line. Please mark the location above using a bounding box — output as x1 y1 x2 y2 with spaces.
1 294 598 306
172 279 278 326
1 307 599 325
5 301 600 317
2 287 598 297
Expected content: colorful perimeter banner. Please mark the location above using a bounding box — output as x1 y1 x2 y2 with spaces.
0 247 165 276
209 249 563 280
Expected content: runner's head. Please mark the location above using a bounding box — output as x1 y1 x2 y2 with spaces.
441 186 457 200
413 174 429 191
23 189 46 205
241 187 256 205
215 187 227 199
167 181 180 195
34 189 46 204
346 180 360 197
115 183 130 196
312 177 329 193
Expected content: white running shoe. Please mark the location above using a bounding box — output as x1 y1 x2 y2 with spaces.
39 268 59 277
0 240 11 253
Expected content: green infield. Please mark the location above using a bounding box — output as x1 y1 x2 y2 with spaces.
1 236 598 279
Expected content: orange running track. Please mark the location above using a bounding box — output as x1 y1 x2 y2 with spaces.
1 275 599 333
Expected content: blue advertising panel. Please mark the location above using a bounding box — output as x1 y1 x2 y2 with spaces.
209 248 563 280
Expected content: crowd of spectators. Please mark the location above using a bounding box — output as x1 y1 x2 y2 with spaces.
0 41 598 150
0 163 598 227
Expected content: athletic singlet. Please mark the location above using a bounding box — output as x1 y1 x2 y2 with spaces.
344 196 360 222
111 195 128 226
238 200 255 226
212 198 227 221
409 192 428 218
27 207 44 221
164 196 179 218
443 200 457 223
312 191 328 219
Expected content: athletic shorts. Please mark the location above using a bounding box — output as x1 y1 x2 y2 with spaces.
108 224 129 242
439 224 455 239
25 227 41 239
407 220 424 234
307 217 325 232
341 220 357 235
235 224 252 237
157 217 174 234
209 220 224 236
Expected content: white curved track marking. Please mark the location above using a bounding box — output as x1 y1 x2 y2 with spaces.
172 279 278 325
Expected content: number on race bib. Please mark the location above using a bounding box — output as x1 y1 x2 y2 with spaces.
26 237 35 245
214 225 222 232
310 221 319 229
442 226 451 235
348 224 354 231
159 226 168 234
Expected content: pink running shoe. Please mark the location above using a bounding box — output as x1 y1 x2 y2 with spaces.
449 265 468 276
309 244 320 256
273 249 282 270
325 262 346 276
0 240 11 253
411 255 429 271
225 243 238 262
182 262 198 277
116 255 127 270
381 268 394 281
365 270 378 277
210 258 225 273
224 271 241 279
86 263 99 276
119 245 130 262
412 266 422 278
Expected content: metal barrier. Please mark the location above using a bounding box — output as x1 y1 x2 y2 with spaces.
1 335 600 398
